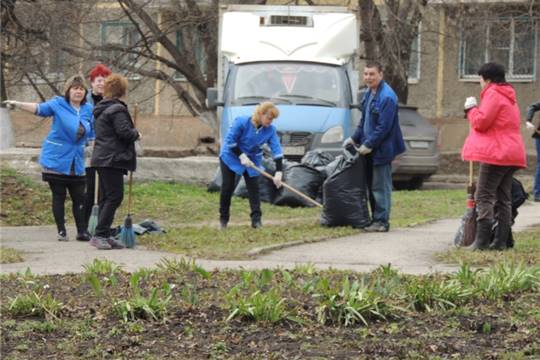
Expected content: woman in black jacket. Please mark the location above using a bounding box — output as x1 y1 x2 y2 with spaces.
90 74 140 250
525 101 540 202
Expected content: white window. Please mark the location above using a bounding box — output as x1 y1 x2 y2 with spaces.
174 30 207 81
459 17 537 81
101 21 141 76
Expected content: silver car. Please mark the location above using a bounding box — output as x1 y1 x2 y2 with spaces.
392 106 440 190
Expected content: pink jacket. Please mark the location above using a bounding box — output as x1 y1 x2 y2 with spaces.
461 83 526 168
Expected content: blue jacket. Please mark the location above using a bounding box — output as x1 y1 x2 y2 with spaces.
36 96 92 175
352 81 405 165
220 116 283 177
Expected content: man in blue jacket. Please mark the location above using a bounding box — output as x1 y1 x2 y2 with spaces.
344 61 405 232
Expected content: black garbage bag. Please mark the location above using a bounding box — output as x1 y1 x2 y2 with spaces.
321 156 343 179
208 166 241 192
234 153 278 203
273 163 323 207
320 146 370 228
301 150 335 169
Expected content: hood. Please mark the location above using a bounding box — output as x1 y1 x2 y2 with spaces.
93 98 126 119
226 105 349 133
482 83 516 104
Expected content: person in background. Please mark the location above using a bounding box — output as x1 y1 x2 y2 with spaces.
83 64 112 235
90 74 140 250
462 62 526 251
4 75 92 241
219 101 284 230
525 101 540 202
343 61 405 232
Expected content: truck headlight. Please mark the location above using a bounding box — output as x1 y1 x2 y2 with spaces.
321 126 343 143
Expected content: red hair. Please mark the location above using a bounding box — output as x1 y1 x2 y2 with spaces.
88 64 112 82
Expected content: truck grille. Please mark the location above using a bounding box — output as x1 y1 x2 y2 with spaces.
279 131 311 146
267 15 312 27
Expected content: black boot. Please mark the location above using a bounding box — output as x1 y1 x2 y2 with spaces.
490 222 510 251
466 219 493 251
220 216 229 230
251 217 262 229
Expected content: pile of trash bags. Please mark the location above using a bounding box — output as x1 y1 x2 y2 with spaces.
208 145 370 227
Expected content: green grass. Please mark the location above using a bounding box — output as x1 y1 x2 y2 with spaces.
0 247 24 264
2 166 467 259
435 225 540 266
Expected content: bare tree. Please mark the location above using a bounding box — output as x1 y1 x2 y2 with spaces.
358 0 428 104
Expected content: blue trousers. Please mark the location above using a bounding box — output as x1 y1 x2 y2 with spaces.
366 156 392 225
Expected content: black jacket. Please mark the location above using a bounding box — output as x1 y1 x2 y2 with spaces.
91 99 139 171
526 101 540 139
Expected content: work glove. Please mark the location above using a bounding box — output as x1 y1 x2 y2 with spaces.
342 137 355 148
3 100 20 110
239 153 254 168
526 122 535 131
273 171 283 188
358 144 372 155
464 97 477 111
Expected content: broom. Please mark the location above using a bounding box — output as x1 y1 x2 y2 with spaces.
119 171 136 248
87 172 99 235
457 161 477 247
119 104 139 248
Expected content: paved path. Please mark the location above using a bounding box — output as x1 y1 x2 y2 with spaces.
1 201 539 275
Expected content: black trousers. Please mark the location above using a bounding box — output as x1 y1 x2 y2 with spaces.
475 163 516 225
95 167 125 238
219 159 261 222
47 180 86 234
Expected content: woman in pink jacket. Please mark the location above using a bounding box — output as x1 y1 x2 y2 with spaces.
462 62 526 251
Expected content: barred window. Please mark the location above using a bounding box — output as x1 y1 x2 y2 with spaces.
459 17 537 80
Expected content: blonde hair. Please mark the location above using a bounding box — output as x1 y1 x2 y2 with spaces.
253 101 279 122
104 74 128 99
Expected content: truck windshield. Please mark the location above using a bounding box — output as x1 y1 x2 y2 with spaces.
230 62 347 107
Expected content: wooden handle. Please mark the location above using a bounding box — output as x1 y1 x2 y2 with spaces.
94 172 99 205
134 103 138 126
468 161 473 187
250 165 323 208
127 171 133 214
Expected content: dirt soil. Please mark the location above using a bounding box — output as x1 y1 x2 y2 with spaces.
2 270 539 359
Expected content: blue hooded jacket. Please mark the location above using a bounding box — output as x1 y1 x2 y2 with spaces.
352 81 405 166
36 96 92 175
220 116 283 177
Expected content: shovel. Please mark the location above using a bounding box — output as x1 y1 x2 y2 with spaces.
249 165 323 208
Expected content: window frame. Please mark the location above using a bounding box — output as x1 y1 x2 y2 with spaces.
100 21 142 80
173 30 207 82
408 25 422 84
459 16 537 82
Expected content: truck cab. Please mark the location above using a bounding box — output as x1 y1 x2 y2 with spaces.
207 5 360 161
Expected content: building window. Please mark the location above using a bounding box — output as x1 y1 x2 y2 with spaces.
174 30 207 81
408 30 421 82
101 21 141 73
459 17 537 80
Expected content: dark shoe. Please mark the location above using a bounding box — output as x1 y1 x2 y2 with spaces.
534 196 540 202
466 219 492 251
57 230 69 242
76 231 91 242
490 222 510 251
364 222 389 232
107 237 125 249
90 236 112 250
251 219 262 229
220 220 228 230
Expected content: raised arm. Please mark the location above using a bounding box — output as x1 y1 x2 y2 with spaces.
3 100 38 114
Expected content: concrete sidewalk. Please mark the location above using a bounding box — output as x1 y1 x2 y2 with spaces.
1 201 539 275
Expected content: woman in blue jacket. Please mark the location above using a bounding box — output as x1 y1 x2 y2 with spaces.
4 75 93 241
219 102 284 229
